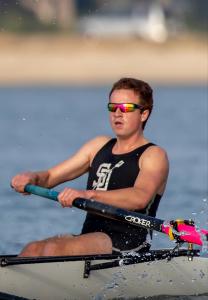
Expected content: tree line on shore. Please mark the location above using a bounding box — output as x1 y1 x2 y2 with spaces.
0 0 207 34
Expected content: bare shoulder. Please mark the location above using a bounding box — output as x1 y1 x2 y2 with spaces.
140 145 169 169
145 145 168 158
88 135 111 147
136 145 169 197
47 136 111 183
82 135 111 151
79 135 111 162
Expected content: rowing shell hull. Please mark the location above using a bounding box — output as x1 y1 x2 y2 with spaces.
0 255 208 299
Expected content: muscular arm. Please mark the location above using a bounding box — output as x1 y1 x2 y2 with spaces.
45 136 110 187
88 146 169 210
11 136 110 193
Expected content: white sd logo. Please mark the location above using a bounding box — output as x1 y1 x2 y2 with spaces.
125 216 151 228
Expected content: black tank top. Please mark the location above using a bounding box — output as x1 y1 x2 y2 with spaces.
81 138 162 251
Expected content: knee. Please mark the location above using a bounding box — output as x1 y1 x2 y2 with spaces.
19 241 43 257
41 240 58 256
94 232 113 254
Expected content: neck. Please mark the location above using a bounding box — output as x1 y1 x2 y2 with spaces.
113 133 148 154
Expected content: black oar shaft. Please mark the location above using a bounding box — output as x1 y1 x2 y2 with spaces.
73 198 164 232
21 185 208 246
24 184 164 232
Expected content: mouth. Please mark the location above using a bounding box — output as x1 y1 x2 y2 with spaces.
114 120 123 127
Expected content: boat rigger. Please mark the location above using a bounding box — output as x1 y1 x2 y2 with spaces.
0 249 208 299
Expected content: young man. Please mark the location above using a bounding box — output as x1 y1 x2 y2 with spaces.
11 78 169 257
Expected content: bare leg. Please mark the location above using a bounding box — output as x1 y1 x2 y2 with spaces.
19 232 112 257
19 240 45 257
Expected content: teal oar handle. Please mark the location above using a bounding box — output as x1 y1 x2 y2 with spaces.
25 184 59 201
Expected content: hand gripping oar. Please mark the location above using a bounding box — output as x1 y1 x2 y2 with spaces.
24 184 208 246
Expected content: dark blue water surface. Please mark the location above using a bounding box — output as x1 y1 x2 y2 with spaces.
0 85 207 254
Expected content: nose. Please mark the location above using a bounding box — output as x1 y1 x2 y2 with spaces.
114 107 123 115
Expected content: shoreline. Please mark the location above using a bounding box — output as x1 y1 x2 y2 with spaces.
0 34 207 86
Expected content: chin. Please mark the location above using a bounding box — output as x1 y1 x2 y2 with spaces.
115 132 129 139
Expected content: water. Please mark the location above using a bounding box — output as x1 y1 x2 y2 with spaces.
0 85 207 255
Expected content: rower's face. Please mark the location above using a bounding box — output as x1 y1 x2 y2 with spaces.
109 89 148 138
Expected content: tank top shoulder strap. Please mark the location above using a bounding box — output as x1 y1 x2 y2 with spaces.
104 138 117 148
131 142 156 157
90 138 116 166
96 138 116 155
93 139 156 163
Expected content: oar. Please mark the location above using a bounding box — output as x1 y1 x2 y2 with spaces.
24 184 208 246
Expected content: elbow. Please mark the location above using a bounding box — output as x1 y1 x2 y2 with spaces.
37 170 51 188
133 201 147 211
132 188 151 211
46 179 56 189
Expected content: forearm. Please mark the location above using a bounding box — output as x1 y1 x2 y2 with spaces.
33 170 51 188
29 169 69 188
88 187 151 211
11 169 51 193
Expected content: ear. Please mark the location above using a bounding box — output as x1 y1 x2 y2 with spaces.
141 109 150 123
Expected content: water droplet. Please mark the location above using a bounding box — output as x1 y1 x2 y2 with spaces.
106 282 119 289
200 235 208 255
119 259 124 266
141 272 148 279
199 270 205 278
163 221 170 228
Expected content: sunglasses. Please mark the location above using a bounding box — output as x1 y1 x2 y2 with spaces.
108 103 144 113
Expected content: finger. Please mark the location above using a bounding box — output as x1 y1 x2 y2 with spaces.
58 188 75 208
58 188 72 201
58 192 68 206
11 177 24 191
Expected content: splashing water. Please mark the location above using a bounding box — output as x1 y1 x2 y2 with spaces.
200 233 208 256
93 262 129 299
162 197 208 249
196 198 208 255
